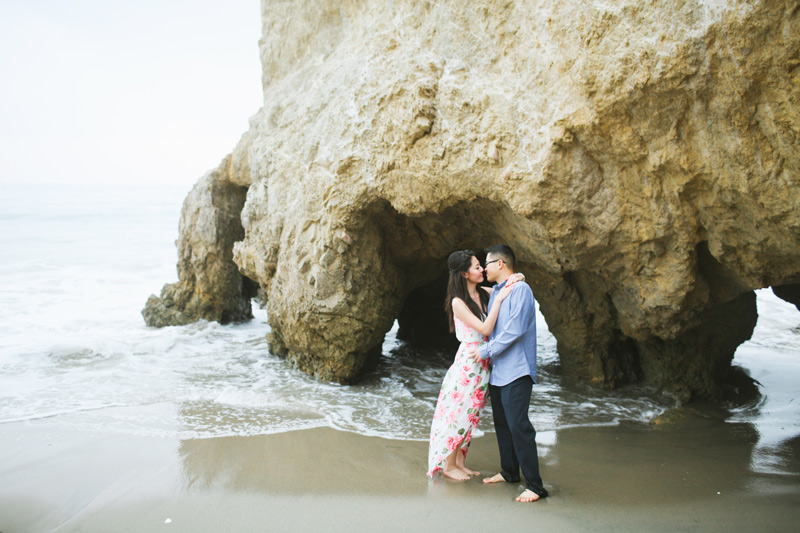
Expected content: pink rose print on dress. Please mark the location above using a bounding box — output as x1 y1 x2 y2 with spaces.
470 388 485 404
447 436 463 451
427 316 492 477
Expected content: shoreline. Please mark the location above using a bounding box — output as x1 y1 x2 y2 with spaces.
2 409 799 532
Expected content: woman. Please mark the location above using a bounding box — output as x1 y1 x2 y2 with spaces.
426 249 522 480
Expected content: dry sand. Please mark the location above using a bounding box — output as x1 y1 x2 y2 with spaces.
1 409 799 532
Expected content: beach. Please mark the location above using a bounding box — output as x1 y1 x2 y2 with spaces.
3 407 799 532
2 184 799 532
2 0 800 529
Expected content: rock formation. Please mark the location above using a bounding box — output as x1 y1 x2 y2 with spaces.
144 0 800 400
773 283 800 311
142 159 256 327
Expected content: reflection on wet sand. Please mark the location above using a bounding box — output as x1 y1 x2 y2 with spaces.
179 427 428 496
177 411 798 511
2 411 797 532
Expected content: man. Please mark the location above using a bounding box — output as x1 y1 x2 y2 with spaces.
467 244 548 502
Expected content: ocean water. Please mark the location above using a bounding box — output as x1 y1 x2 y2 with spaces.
1 183 798 454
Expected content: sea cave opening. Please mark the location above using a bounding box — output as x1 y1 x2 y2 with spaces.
363 195 554 370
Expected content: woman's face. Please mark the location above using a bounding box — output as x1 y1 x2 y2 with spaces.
462 255 484 284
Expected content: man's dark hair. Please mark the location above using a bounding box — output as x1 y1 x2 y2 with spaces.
485 244 516 271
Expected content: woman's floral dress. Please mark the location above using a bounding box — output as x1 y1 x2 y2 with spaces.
427 315 491 477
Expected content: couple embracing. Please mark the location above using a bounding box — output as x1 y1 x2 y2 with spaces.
426 244 548 503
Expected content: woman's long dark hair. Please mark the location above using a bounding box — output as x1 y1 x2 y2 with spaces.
444 250 489 332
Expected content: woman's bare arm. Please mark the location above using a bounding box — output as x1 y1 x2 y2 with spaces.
452 282 515 336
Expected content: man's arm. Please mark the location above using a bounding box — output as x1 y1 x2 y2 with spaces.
477 284 534 360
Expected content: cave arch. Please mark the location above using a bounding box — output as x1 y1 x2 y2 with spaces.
359 209 769 401
351 195 555 356
773 284 800 311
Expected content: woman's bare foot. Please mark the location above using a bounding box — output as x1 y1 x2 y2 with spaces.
482 473 505 484
443 467 470 481
516 489 541 502
459 466 480 476
455 457 479 476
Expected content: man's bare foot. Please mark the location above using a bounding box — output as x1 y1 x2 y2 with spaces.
443 467 470 481
516 489 541 502
482 473 505 484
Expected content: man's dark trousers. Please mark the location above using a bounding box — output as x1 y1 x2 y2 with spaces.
489 375 547 497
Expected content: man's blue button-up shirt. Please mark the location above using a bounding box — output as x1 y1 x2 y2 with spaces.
478 278 538 386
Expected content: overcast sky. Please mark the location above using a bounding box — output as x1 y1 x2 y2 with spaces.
0 0 262 186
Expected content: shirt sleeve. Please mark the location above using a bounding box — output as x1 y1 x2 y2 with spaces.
478 284 534 360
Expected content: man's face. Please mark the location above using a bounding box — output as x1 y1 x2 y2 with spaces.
484 253 502 283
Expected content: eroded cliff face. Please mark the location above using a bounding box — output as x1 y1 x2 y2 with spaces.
142 159 256 327
144 0 800 399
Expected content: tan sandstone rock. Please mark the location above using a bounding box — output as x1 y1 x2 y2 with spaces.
142 157 256 327
145 0 800 398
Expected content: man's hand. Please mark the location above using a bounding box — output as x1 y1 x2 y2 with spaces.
466 346 483 364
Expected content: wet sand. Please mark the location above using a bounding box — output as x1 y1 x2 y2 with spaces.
2 408 799 532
